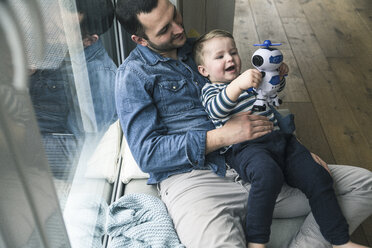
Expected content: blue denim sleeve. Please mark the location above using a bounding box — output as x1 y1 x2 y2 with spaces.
185 130 206 167
115 64 207 174
88 66 117 132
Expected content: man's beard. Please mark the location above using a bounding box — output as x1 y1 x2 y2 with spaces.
146 31 186 54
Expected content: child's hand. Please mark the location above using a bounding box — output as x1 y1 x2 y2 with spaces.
279 62 289 80
237 69 262 91
226 69 262 102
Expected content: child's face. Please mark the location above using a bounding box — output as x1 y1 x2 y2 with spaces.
198 37 241 83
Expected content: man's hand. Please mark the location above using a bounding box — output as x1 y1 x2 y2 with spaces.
224 111 273 142
311 152 331 174
206 111 273 154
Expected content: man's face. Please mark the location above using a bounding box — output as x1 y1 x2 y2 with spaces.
137 0 186 54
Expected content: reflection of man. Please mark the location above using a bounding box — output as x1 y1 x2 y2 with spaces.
29 0 117 179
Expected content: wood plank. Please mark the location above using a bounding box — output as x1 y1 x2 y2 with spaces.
280 102 335 164
298 0 354 57
351 224 369 246
249 0 290 50
322 0 372 54
356 7 372 32
233 0 260 71
328 58 372 150
274 0 311 103
343 53 372 84
278 51 310 103
299 0 372 57
282 17 372 170
274 0 306 18
351 0 372 11
361 215 372 245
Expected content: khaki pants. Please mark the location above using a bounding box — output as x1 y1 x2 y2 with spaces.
159 165 372 248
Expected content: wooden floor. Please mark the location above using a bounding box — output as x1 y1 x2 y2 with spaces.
233 0 372 245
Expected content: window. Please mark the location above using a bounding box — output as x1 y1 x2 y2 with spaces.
0 0 122 247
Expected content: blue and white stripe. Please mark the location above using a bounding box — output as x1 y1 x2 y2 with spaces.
201 82 279 130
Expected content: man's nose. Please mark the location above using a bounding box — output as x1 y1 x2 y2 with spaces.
172 21 184 34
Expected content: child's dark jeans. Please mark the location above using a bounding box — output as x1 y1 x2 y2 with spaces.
226 131 349 245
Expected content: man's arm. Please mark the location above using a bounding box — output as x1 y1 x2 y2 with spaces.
88 63 117 132
206 111 274 154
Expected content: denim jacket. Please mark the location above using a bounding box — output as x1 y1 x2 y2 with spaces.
115 39 227 184
30 39 117 136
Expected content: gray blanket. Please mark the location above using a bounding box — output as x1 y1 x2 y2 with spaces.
107 193 185 248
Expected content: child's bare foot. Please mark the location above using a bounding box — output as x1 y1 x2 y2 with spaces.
333 241 370 248
248 243 266 248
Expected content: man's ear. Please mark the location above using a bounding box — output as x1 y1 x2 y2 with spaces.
198 65 209 77
82 34 99 47
131 34 148 47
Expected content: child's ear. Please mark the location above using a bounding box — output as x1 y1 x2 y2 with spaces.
198 65 209 77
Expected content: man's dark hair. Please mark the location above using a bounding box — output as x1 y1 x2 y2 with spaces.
115 0 158 38
75 0 115 37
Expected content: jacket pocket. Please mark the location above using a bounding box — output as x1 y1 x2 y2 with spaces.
158 79 194 115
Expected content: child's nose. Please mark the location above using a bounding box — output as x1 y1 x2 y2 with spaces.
226 54 233 61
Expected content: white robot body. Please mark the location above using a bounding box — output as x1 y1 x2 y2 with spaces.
255 70 281 107
251 41 284 112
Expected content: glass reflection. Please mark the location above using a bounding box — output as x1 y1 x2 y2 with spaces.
14 0 118 247
28 0 117 183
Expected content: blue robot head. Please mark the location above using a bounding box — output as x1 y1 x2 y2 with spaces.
251 40 283 71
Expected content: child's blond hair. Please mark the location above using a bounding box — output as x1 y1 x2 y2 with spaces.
193 29 235 66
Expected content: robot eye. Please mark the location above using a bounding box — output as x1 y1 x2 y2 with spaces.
252 55 264 67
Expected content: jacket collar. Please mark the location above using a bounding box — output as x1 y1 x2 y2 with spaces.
83 39 104 61
64 39 103 63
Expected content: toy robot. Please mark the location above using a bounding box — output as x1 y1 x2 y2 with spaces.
251 40 284 112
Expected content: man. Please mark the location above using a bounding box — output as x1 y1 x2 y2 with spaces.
115 0 372 247
29 0 117 179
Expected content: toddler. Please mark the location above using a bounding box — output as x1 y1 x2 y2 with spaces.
193 29 365 248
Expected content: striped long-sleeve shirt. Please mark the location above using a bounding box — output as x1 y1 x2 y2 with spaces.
201 82 279 130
